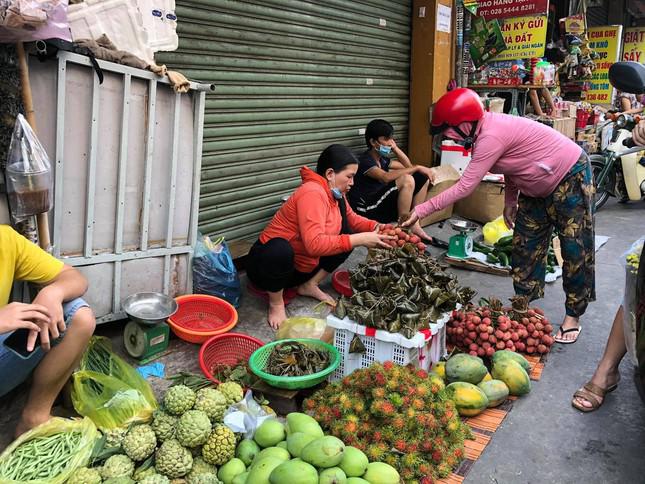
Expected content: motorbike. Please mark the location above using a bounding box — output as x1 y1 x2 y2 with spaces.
607 61 645 403
591 112 645 211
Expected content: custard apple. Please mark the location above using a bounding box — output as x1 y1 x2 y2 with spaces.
217 382 243 405
186 473 221 484
164 385 197 415
155 439 193 478
152 410 177 442
67 466 102 484
123 424 157 461
104 427 127 448
139 474 171 484
202 424 236 465
101 454 135 479
103 478 135 484
194 388 228 422
189 457 216 476
134 466 158 481
176 410 212 448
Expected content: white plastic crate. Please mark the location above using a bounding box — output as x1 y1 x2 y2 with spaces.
327 314 448 381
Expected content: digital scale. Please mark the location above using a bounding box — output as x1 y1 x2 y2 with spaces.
447 219 478 259
122 292 178 363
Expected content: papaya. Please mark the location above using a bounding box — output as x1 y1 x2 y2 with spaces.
491 350 531 372
445 353 487 384
445 382 489 416
477 379 510 407
492 359 531 396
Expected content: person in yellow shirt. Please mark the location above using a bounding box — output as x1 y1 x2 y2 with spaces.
0 225 95 437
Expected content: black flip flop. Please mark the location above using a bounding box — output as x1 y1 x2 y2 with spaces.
554 325 582 344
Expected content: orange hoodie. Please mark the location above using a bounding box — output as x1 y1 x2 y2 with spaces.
259 167 377 272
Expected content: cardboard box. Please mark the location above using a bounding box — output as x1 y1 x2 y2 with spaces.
454 181 505 223
552 117 576 140
419 165 460 226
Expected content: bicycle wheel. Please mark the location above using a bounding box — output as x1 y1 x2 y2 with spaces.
591 154 614 211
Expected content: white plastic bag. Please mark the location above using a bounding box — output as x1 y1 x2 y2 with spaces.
623 238 643 365
0 0 71 42
223 390 273 439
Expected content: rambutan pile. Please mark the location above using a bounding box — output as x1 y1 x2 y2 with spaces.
303 362 473 481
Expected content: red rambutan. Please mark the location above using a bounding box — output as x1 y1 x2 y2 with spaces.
432 450 443 464
383 361 395 371
394 440 407 452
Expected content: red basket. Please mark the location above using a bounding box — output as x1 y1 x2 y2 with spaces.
168 294 238 344
199 333 265 384
332 269 353 297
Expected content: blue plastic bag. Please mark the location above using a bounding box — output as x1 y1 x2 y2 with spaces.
193 234 242 307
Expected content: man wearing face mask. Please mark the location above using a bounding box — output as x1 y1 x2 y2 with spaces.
404 88 595 346
348 119 435 242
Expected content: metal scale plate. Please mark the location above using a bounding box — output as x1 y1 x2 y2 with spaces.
447 219 478 258
122 292 177 361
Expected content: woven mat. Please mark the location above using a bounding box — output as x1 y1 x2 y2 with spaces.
437 355 546 483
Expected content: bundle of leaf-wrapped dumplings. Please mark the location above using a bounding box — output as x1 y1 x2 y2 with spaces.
334 245 476 339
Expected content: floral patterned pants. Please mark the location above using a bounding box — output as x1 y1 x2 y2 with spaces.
511 155 595 317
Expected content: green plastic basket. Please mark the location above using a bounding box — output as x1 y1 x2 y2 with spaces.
248 338 340 390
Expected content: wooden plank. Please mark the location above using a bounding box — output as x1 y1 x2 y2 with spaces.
444 255 511 276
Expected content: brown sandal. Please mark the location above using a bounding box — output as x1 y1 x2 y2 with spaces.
571 381 617 412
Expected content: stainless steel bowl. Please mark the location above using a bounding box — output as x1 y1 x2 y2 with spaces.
450 219 478 232
122 292 178 326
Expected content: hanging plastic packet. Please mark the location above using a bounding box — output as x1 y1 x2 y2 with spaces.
622 237 643 365
4 114 53 220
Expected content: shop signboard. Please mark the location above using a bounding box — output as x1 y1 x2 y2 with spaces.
493 15 548 60
477 0 549 20
586 26 623 104
622 27 645 63
469 15 507 68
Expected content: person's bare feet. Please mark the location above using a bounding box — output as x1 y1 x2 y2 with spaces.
268 302 287 330
411 222 433 242
15 412 51 438
555 315 581 343
297 282 334 304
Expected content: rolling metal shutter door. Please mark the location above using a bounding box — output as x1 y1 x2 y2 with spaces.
156 0 412 242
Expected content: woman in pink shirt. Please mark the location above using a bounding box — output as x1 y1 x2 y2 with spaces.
405 88 594 344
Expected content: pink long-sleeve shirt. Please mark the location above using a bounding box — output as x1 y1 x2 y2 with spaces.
415 112 583 219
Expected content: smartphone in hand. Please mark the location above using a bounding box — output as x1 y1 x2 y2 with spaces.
3 329 39 359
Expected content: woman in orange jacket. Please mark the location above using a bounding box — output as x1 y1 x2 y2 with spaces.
247 144 393 329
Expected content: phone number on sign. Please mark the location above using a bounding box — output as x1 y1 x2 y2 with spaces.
482 5 536 16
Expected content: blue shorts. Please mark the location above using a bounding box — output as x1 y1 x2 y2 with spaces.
0 297 89 397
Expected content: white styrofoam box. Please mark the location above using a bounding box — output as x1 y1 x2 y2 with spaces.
68 0 154 64
327 314 448 381
138 0 178 52
441 140 472 175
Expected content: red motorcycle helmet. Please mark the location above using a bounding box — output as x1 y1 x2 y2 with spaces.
431 88 485 135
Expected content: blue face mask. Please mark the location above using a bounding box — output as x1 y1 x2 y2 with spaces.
377 144 392 157
331 187 343 200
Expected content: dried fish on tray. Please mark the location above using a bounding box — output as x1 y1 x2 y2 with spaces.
264 341 331 377
333 245 476 338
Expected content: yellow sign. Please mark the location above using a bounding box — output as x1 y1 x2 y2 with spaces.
586 26 623 105
622 27 645 63
494 15 548 60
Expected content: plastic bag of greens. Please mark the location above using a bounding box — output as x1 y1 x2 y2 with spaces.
193 233 241 307
71 336 157 429
0 417 98 483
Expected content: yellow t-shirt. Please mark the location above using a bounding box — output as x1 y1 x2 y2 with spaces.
0 225 64 306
